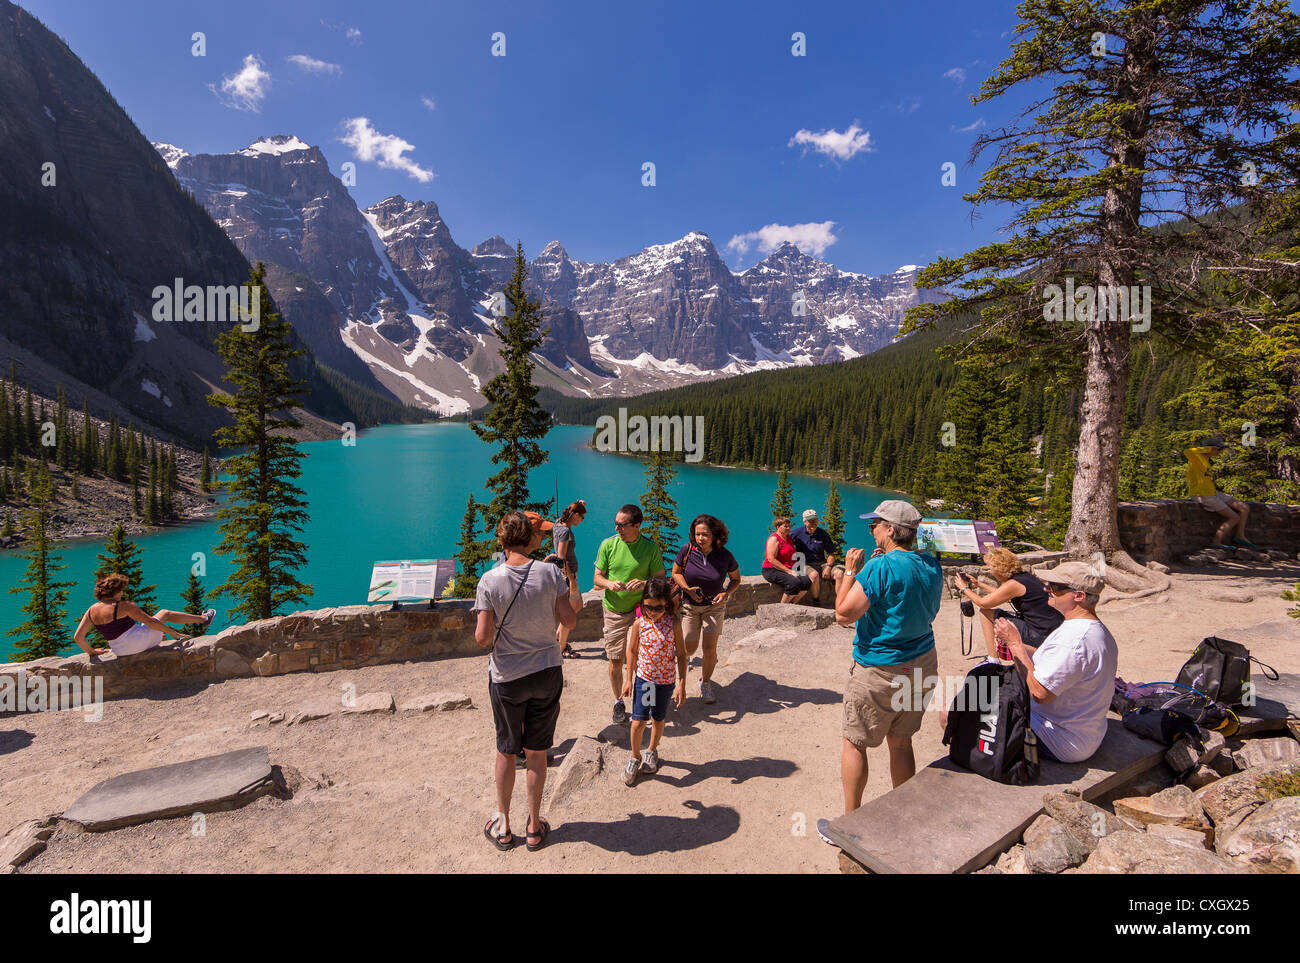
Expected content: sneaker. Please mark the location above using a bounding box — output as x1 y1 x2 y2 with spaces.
700 680 717 704
201 609 216 628
623 756 641 786
643 749 659 774
816 818 834 845
612 700 628 725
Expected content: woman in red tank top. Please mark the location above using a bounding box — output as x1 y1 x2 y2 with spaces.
761 515 812 604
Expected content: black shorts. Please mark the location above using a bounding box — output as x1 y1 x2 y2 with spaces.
991 609 1052 646
763 567 812 594
488 665 563 755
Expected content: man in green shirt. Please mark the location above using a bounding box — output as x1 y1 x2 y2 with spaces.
594 503 665 724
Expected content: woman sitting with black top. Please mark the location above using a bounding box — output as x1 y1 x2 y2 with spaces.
954 546 1064 663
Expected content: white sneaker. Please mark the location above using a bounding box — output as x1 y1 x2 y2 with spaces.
202 609 217 628
623 757 641 786
643 749 660 774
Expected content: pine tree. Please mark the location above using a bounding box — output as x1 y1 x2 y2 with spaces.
7 474 74 661
95 523 157 614
1 511 12 537
207 262 313 622
1040 450 1076 552
976 404 1038 546
770 466 793 519
471 242 554 531
902 0 1300 565
180 571 208 636
453 493 492 599
640 449 680 560
823 481 845 556
200 447 212 492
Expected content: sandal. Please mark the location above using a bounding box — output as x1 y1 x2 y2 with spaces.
525 817 550 851
484 813 514 851
561 644 579 659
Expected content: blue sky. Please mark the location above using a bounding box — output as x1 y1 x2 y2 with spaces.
24 0 1027 276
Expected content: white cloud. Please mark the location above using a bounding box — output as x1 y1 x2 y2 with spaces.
726 221 839 258
953 118 986 133
787 123 873 162
421 96 436 111
338 117 434 182
287 54 341 76
209 54 271 112
898 97 922 114
943 67 967 84
346 26 362 43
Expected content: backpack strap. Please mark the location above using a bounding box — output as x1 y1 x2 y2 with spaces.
1249 656 1280 681
491 561 534 648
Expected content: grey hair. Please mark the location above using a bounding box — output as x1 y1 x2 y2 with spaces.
889 523 916 547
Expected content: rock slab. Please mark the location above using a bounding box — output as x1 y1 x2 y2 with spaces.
1113 785 1212 840
546 736 614 808
1022 814 1091 873
1196 761 1300 854
1042 792 1141 851
1073 831 1245 874
1234 737 1300 771
62 746 274 832
1 816 56 872
342 691 395 715
398 691 473 713
1220 796 1300 873
755 603 837 631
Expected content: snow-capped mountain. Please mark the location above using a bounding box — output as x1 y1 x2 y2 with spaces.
156 135 930 413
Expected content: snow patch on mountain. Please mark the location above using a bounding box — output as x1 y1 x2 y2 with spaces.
240 135 313 157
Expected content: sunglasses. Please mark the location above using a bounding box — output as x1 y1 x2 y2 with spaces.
641 603 667 612
1044 582 1075 596
614 520 637 529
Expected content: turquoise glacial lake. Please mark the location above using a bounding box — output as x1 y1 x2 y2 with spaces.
0 423 896 661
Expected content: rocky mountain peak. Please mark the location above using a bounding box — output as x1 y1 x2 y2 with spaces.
472 235 513 258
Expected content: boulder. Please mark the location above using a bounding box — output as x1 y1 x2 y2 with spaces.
1022 814 1091 873
1166 729 1226 774
0 817 56 872
1234 737 1300 770
1220 796 1300 873
1196 761 1300 853
733 628 797 649
1208 752 1236 777
546 736 615 808
399 691 473 712
287 695 343 725
214 649 251 676
342 691 394 715
1145 561 1170 574
1183 554 1209 567
1074 831 1246 874
1144 823 1213 850
994 844 1029 874
1113 785 1212 841
755 603 837 630
1042 792 1141 850
1266 549 1293 561
1185 766 1220 790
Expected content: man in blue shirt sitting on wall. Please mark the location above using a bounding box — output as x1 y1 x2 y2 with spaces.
791 508 839 603
822 499 942 839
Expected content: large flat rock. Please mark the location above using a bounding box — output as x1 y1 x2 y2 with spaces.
62 746 275 832
825 717 1166 874
1237 672 1300 736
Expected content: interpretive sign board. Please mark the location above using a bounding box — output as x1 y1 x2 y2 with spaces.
916 519 1000 555
367 559 455 602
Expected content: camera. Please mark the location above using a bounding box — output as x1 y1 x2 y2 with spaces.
960 598 975 618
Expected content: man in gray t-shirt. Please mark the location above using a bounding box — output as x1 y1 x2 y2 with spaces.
476 558 570 683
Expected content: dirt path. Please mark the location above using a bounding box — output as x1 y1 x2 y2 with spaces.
5 564 1296 873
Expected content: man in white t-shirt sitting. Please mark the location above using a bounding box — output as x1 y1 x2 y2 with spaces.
993 560 1118 764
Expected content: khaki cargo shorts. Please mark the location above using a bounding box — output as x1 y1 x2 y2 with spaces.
602 607 637 662
681 601 726 643
843 646 939 749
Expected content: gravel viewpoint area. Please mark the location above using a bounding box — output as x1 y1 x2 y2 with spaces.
3 564 1296 874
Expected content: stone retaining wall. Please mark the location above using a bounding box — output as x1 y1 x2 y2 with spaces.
1 576 784 704
1118 499 1300 564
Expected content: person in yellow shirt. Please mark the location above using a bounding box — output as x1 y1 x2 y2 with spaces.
1184 437 1258 550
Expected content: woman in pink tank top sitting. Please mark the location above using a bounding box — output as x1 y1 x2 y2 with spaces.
73 572 216 658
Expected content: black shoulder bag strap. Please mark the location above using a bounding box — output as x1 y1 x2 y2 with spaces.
492 561 534 647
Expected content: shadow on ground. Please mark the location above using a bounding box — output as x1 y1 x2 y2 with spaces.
554 800 740 854
0 728 34 755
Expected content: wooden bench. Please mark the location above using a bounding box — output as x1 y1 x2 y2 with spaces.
823 717 1166 874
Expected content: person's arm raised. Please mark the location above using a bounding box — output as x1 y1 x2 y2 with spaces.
835 548 870 625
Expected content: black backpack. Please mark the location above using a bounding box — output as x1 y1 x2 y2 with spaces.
1175 637 1277 707
942 662 1040 784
